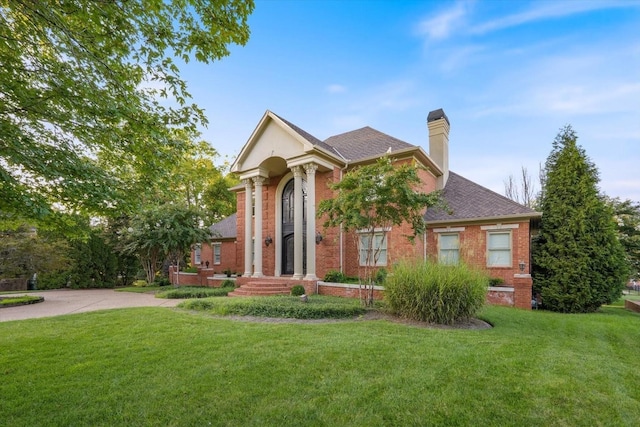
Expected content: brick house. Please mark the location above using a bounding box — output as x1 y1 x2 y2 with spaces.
184 108 541 308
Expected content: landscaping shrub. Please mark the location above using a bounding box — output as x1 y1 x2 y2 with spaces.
37 270 70 289
154 276 171 287
384 261 488 325
156 285 235 299
220 279 236 288
323 270 360 284
489 277 505 287
179 295 367 319
375 268 388 285
324 270 346 283
290 285 306 296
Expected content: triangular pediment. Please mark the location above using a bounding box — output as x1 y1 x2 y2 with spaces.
231 111 322 176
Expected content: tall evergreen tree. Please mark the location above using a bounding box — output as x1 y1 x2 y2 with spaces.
532 126 628 313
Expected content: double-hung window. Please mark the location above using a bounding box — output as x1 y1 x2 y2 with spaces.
359 232 387 266
439 233 460 265
487 231 511 267
193 244 202 265
213 243 221 265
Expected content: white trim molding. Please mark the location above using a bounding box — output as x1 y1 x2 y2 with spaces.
481 223 519 231
433 226 466 233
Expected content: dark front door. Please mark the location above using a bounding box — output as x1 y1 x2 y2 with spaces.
281 178 306 275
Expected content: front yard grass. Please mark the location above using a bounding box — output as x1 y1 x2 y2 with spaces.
1 301 639 426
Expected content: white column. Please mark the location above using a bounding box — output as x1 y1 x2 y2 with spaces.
243 178 253 277
292 166 304 279
252 176 265 278
304 163 318 280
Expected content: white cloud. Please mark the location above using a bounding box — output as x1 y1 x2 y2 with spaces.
471 1 639 35
326 84 346 94
416 2 469 41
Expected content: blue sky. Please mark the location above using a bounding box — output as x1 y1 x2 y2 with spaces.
184 0 640 202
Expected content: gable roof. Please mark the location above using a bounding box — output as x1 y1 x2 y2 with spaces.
270 113 345 159
425 171 541 224
210 213 237 239
323 126 415 161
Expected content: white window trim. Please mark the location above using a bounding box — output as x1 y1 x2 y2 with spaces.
486 230 512 268
213 243 221 265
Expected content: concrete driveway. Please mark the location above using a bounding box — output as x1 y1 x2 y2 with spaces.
0 288 181 322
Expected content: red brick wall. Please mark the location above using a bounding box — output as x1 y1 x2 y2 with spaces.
192 241 237 275
426 220 532 286
486 288 515 306
318 283 384 300
315 167 342 279
513 274 533 309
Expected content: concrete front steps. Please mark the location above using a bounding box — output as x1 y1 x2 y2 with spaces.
227 280 292 297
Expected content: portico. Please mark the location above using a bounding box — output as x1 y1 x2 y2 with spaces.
231 110 340 281
239 161 320 280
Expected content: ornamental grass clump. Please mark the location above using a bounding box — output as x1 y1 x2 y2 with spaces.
385 261 488 325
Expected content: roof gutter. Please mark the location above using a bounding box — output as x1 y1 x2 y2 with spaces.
425 211 542 226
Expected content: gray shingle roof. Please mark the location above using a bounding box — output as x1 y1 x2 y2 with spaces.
209 213 237 239
323 127 415 161
425 172 540 223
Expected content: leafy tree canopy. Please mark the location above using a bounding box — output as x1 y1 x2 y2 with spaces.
532 126 628 313
0 0 253 229
123 204 211 284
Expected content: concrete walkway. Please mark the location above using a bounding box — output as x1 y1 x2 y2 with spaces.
0 289 181 322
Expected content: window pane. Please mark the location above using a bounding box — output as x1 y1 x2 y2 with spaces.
439 233 459 265
488 232 510 249
440 234 459 250
488 250 510 266
441 249 459 265
377 249 387 265
194 245 201 264
359 233 387 266
213 245 221 264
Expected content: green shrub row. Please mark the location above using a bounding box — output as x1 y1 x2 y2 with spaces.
156 285 235 299
179 295 367 319
384 261 488 325
0 295 43 306
323 269 387 285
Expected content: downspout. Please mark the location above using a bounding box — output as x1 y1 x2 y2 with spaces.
423 228 427 261
339 163 349 274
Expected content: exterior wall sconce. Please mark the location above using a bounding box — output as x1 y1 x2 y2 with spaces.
265 235 273 246
205 260 210 268
315 232 323 245
519 260 526 272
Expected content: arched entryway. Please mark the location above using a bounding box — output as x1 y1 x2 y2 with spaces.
281 178 307 275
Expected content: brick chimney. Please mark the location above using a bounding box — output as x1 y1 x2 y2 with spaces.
427 108 450 189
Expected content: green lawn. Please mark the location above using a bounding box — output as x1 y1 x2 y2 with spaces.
1 302 639 426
